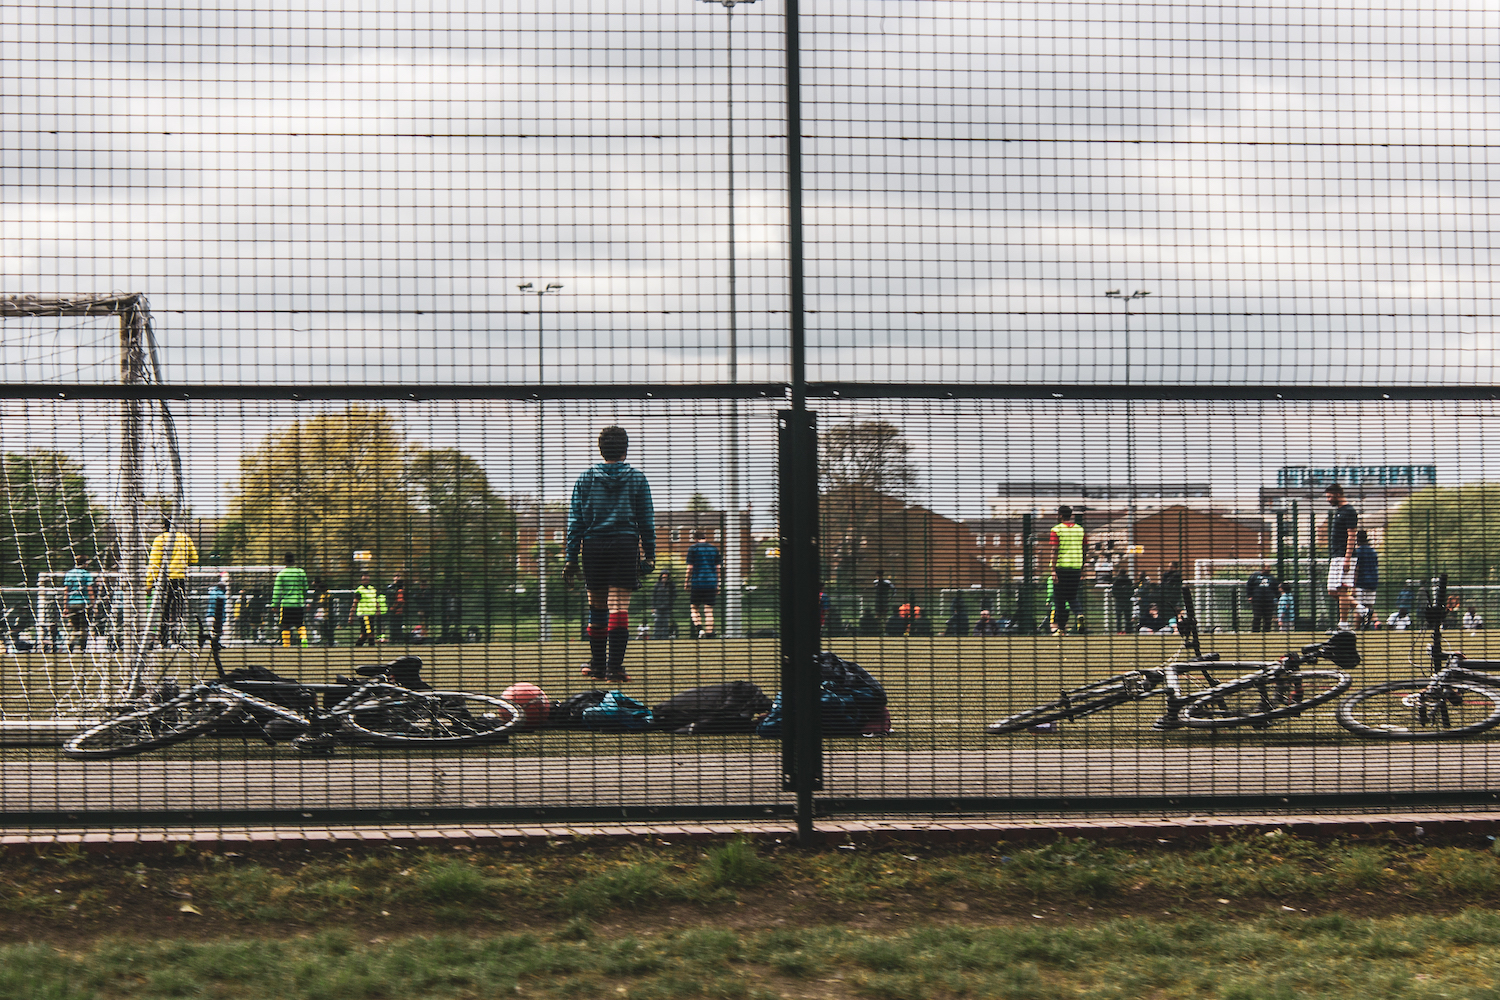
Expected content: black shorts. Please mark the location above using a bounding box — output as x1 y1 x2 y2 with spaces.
690 586 718 606
1054 568 1082 605
583 535 641 592
279 607 305 629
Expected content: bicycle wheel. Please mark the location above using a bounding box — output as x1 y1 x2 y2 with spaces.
986 672 1157 734
1337 679 1500 739
1179 668 1351 730
63 694 242 759
340 690 521 745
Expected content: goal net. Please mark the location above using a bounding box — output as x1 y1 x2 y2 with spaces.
1 294 200 740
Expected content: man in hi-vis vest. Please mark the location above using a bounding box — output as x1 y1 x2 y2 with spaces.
1048 506 1086 635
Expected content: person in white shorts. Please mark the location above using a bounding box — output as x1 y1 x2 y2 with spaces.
1324 483 1358 631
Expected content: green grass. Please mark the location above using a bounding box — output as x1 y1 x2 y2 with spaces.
9 833 1500 996
4 628 1497 758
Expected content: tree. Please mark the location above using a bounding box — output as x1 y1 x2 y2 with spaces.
0 450 105 587
686 492 713 512
226 405 418 580
819 421 918 592
406 447 517 632
1382 484 1500 587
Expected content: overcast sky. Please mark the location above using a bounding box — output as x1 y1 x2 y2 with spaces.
3 0 1498 517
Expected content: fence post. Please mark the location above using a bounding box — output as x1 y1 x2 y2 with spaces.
778 409 822 840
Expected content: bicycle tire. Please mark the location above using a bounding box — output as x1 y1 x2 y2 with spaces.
1337 679 1500 740
340 690 521 745
63 694 242 759
986 672 1157 734
1178 668 1351 730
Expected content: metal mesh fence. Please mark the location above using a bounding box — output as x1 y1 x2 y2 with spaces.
3 1 1499 830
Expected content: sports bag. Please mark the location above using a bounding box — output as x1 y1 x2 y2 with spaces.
651 681 772 734
548 689 608 729
582 689 654 730
755 652 892 738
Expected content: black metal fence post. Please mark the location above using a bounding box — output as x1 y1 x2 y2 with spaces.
778 409 822 840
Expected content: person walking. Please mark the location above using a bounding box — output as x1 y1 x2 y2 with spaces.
1325 482 1359 630
563 426 656 684
1048 506 1086 634
310 577 336 646
272 553 310 647
1246 565 1279 633
349 571 382 646
145 518 198 647
685 530 722 639
1353 530 1379 630
62 556 95 651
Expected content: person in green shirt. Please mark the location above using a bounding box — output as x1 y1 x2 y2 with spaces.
1048 506 1086 635
272 553 310 647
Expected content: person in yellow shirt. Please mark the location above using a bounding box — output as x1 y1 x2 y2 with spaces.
1048 506 1086 635
145 518 199 646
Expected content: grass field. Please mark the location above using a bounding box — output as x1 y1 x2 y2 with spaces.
3 628 1496 756
7 832 1500 998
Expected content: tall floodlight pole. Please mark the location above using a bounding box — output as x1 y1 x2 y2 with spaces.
519 282 563 641
1105 289 1150 577
698 0 757 637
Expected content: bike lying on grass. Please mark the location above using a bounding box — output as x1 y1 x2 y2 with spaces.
986 588 1359 735
62 655 521 759
1337 574 1500 740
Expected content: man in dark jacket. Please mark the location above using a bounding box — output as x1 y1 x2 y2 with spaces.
563 426 656 683
1245 565 1279 633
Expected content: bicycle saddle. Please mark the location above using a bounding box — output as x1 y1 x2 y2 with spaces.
356 655 424 677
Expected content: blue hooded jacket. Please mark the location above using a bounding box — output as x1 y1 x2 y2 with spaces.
565 462 656 565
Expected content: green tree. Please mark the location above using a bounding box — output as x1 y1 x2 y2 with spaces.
1382 484 1500 587
406 447 518 630
226 405 417 580
686 492 713 512
0 450 105 587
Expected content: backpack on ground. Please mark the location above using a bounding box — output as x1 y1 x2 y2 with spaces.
581 689 654 730
547 689 608 729
651 681 773 734
755 652 893 738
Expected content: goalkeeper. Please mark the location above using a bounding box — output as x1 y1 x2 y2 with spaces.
563 426 656 683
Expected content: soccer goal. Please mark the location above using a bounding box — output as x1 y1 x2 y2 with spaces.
0 293 204 741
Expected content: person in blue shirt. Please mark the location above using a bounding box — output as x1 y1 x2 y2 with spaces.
62 556 95 651
205 574 229 647
1277 583 1296 632
563 426 656 683
684 530 722 639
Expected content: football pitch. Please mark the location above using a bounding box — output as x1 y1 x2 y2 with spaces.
3 627 1484 754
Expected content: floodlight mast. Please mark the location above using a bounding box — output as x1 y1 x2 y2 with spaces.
519 281 564 642
1104 290 1151 579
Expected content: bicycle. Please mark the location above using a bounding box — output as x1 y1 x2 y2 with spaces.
1337 575 1500 739
986 587 1358 734
62 654 521 759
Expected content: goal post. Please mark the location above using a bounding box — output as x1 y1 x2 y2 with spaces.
0 293 198 740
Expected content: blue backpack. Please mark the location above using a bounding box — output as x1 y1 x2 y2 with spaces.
581 689 654 730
